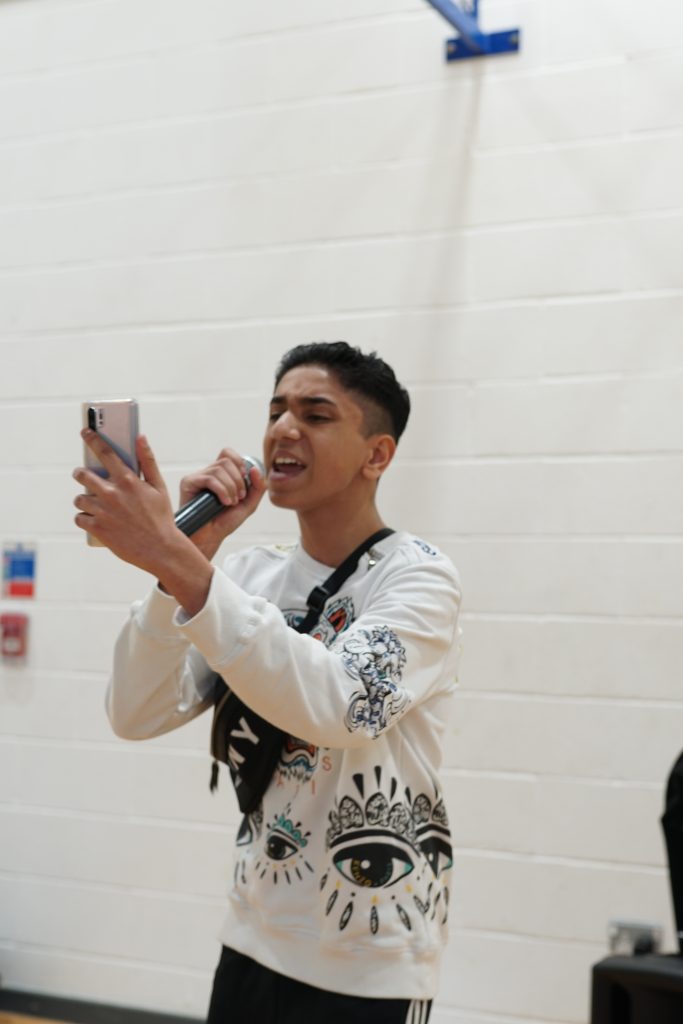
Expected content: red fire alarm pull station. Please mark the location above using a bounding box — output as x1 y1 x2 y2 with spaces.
1 613 29 662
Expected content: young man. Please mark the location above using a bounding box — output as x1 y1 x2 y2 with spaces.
74 343 461 1024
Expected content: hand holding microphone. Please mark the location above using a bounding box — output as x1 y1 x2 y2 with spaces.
175 454 265 536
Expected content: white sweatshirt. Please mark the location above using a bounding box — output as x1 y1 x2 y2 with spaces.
107 530 462 1000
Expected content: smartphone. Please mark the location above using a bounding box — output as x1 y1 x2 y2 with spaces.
81 399 139 545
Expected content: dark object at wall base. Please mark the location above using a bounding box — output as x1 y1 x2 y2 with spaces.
662 750 683 953
591 954 683 1024
0 989 201 1024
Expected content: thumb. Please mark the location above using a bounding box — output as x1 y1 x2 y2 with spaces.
137 435 166 492
241 465 266 513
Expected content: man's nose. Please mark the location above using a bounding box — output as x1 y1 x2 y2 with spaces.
271 411 301 439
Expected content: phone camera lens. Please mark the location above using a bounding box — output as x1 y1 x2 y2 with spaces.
87 407 96 430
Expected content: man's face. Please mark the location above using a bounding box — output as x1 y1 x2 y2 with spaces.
264 364 376 513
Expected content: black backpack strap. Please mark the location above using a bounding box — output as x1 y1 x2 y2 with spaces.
295 527 395 634
209 526 395 809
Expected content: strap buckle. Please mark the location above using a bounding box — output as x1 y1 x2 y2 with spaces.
306 584 330 616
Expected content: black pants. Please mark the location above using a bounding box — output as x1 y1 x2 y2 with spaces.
207 946 432 1024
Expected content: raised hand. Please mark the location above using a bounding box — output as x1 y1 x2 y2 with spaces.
177 448 266 560
73 430 178 574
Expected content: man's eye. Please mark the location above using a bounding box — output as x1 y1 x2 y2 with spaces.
307 415 329 423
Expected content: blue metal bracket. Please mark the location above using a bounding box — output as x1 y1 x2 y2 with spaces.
423 0 520 61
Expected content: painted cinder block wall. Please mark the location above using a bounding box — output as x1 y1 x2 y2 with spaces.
1 1 682 1021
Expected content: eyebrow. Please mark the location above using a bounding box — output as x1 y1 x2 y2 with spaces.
269 395 338 409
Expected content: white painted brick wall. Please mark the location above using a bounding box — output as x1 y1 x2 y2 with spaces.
0 1 681 1022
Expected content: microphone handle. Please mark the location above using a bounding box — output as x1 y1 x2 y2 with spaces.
174 490 223 536
174 455 264 537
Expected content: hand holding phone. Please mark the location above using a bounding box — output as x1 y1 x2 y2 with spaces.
75 404 265 580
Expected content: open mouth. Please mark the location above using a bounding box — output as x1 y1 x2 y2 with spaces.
270 456 306 480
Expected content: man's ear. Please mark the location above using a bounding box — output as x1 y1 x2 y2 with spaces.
362 434 397 481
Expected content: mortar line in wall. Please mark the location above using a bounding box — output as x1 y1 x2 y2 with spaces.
12 436 683 462
6 452 683 470
1 209 681 282
0 936 214 979
430 1008 562 1024
395 452 683 462
0 667 108 682
461 611 683 626
2 288 682 339
470 124 683 158
451 847 668 875
0 7 450 88
4 368 683 396
5 532 683 554
0 131 646 208
450 691 683 711
0 803 236 834
0 735 212 757
0 148 674 224
406 368 683 388
3 124 683 217
0 867 226 906
442 767 663 790
0 386 268 408
0 4 648 85
425 1010 566 1024
450 926 609 952
0 917 622 962
7 530 683 549
442 768 673 788
426 533 683 544
0 53 636 153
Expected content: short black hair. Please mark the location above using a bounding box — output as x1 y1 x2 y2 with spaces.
274 341 410 442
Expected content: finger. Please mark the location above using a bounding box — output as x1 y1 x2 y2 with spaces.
72 465 109 495
195 469 243 506
81 428 130 480
73 493 99 513
137 435 166 492
240 465 266 513
74 511 96 534
216 459 248 502
180 459 246 508
216 447 245 467
246 463 265 491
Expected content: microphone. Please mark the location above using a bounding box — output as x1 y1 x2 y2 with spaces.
174 455 264 537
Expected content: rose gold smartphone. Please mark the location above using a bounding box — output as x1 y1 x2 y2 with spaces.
81 399 139 546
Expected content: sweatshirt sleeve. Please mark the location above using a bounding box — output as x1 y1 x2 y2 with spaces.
176 549 461 749
106 585 215 740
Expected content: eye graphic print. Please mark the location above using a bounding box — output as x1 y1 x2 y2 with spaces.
322 768 419 936
332 838 414 888
413 795 453 879
253 806 315 886
321 768 454 936
236 804 264 848
234 806 264 888
266 832 298 861
236 816 253 848
416 829 453 878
